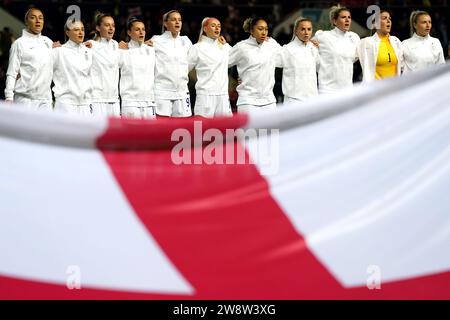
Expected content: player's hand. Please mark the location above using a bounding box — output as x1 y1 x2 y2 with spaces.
311 39 319 48
118 41 129 49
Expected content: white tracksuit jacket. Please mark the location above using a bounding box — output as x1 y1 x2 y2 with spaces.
151 31 192 100
187 35 231 96
5 29 53 102
52 40 93 105
358 33 403 82
277 37 319 101
87 38 120 103
229 36 281 106
119 39 156 105
315 27 360 94
402 33 445 73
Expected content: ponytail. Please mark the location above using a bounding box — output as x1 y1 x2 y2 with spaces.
162 10 181 34
198 17 210 42
24 7 42 23
198 17 220 42
127 16 144 31
291 17 313 41
93 11 113 41
243 17 266 33
409 10 429 36
64 18 83 42
126 17 144 42
329 4 350 26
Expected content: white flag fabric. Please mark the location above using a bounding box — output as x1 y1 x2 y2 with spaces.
1 63 450 299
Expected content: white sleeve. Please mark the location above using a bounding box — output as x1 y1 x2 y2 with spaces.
5 41 21 101
269 37 281 48
187 45 198 72
353 34 361 62
312 33 322 72
356 38 365 67
272 39 283 68
228 43 240 67
436 40 445 65
401 40 411 72
184 36 193 50
274 46 283 68
396 40 405 73
356 38 362 60
118 49 125 69
87 40 98 49
52 47 59 73
313 30 323 43
314 47 320 71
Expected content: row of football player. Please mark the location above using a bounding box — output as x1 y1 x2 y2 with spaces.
4 6 445 118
